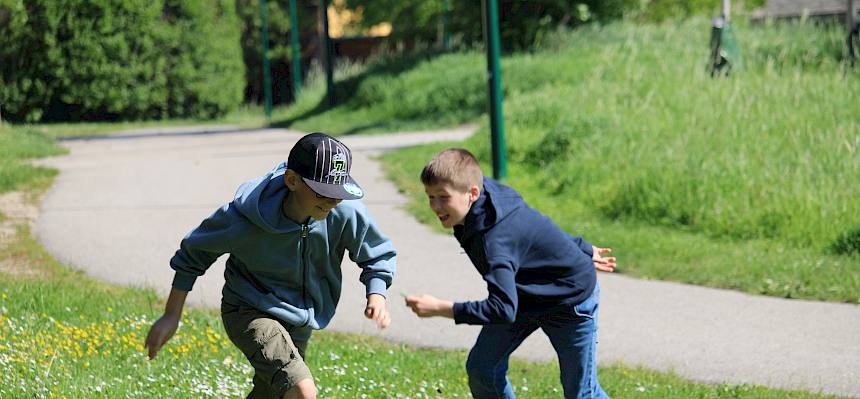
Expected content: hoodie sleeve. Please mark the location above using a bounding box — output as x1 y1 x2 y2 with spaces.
341 203 397 298
170 204 234 291
567 233 594 257
453 257 518 325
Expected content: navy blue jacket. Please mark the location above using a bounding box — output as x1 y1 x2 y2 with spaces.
452 178 596 325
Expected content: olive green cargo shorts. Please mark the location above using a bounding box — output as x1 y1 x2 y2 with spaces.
221 301 312 399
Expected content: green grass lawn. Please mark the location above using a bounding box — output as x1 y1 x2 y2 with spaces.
0 225 842 398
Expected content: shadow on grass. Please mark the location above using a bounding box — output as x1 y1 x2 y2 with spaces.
270 49 449 133
57 126 276 141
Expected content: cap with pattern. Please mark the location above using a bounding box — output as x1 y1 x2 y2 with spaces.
287 132 364 200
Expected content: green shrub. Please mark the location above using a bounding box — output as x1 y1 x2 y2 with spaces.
830 229 860 256
0 0 244 122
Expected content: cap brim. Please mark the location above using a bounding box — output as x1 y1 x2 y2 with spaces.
303 177 364 200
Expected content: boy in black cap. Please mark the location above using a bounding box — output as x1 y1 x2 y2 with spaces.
406 148 614 399
145 132 396 399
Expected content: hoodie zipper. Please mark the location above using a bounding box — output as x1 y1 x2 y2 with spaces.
300 223 310 326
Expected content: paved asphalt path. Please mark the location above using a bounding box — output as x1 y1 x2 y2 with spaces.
35 126 859 397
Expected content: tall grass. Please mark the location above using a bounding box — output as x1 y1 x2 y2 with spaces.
494 19 859 252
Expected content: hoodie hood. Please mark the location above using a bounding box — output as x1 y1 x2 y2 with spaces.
233 162 304 234
460 177 524 239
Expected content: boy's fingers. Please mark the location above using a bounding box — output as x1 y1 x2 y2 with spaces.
146 339 161 359
378 311 391 328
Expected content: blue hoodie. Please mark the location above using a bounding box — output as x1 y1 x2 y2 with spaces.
452 177 596 325
170 162 396 339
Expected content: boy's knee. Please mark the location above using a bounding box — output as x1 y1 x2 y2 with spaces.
465 359 494 384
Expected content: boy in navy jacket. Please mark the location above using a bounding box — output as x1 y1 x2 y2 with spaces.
405 148 615 399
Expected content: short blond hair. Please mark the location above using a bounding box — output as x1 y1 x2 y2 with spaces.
420 148 483 192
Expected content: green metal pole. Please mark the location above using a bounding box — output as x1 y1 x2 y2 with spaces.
321 0 335 107
483 0 506 179
260 0 272 120
289 0 302 99
442 0 451 51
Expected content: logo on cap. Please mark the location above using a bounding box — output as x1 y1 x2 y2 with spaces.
343 183 363 197
328 153 348 183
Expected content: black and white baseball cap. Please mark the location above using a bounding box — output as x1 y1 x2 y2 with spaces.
287 132 365 200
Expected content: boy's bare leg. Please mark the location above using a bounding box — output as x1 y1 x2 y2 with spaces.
283 378 317 399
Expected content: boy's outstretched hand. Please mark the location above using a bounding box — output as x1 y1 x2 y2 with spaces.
365 293 391 329
145 314 180 359
404 294 454 319
592 246 617 273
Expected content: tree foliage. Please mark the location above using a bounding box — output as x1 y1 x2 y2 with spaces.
0 0 244 122
341 0 636 51
341 0 764 51
234 0 320 105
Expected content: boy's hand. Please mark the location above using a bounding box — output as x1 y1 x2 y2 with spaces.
592 246 617 273
144 313 180 359
404 294 454 319
365 293 391 329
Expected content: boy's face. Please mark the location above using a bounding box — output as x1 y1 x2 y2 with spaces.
284 170 342 222
424 182 480 229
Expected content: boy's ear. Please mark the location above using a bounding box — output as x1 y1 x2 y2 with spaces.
284 170 301 190
469 185 480 203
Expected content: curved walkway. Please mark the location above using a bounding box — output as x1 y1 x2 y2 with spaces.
35 127 859 398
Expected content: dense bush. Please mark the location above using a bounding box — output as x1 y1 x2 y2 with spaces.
0 0 244 122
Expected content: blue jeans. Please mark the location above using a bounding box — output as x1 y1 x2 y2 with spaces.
466 284 608 399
